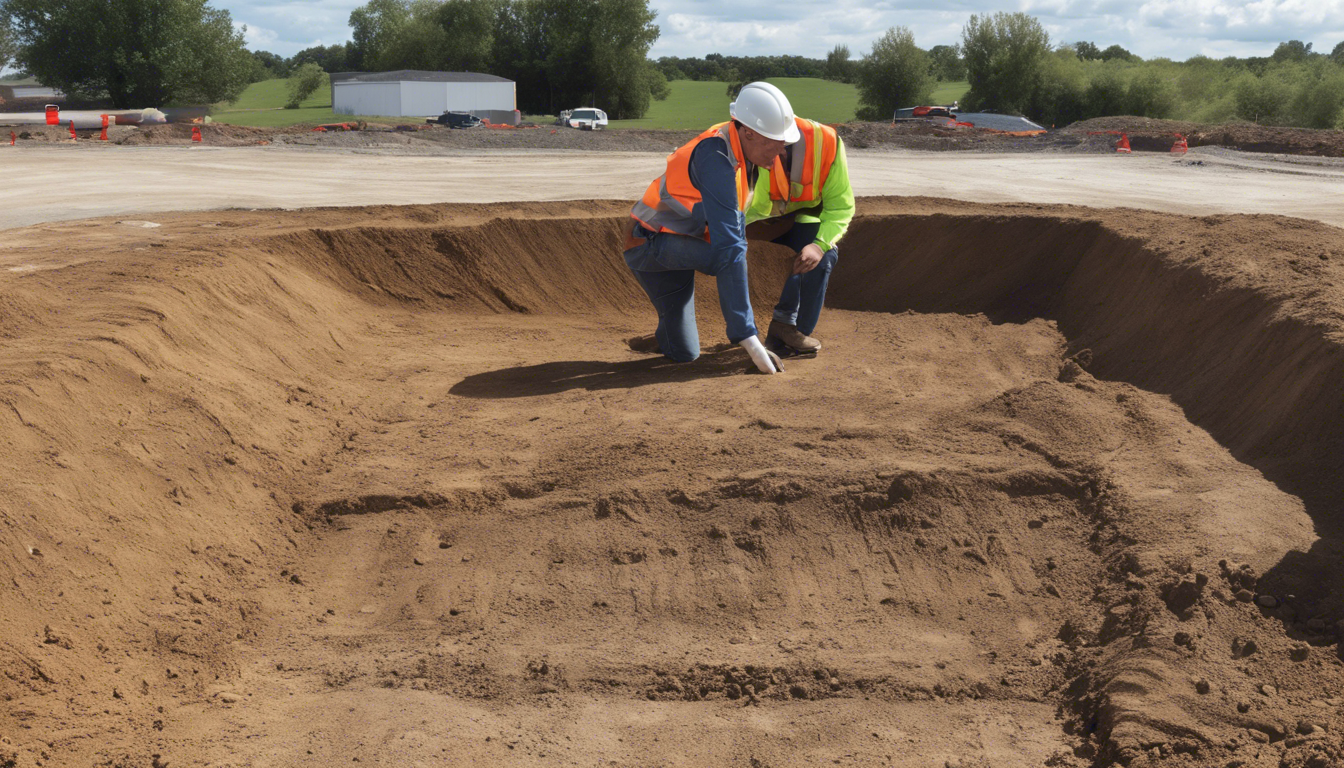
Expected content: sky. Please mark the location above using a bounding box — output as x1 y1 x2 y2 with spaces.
185 0 1344 62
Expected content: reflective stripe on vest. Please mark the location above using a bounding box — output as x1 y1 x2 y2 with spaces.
630 122 751 240
767 118 838 215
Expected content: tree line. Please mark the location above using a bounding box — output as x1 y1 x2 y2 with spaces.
341 0 663 118
0 0 664 118
849 12 1344 129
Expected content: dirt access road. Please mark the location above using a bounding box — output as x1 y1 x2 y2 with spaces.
2 144 1344 231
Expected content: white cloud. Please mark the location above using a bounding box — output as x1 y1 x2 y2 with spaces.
210 0 1344 61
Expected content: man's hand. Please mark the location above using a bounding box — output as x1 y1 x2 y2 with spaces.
794 243 824 275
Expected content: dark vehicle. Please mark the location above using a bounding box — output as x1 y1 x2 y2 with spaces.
426 111 482 129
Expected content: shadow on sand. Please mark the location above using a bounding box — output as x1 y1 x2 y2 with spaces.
449 350 752 399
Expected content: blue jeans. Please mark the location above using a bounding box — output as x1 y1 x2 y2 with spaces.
624 228 757 362
769 221 839 336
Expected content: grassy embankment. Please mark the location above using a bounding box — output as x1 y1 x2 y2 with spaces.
212 76 971 128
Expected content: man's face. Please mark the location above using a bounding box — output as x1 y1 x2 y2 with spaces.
738 125 788 167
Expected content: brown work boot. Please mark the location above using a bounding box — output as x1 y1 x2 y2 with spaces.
627 334 661 354
767 320 821 352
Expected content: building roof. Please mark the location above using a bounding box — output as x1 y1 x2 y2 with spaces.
330 70 512 85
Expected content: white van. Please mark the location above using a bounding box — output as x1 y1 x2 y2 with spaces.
566 108 608 130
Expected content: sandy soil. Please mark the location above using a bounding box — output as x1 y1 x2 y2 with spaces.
2 196 1343 768
4 144 1344 232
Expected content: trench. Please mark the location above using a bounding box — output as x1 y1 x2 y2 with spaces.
3 198 1343 768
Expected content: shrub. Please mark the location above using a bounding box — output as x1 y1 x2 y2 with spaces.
285 62 326 109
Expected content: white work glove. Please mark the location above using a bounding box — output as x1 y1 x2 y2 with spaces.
739 335 784 374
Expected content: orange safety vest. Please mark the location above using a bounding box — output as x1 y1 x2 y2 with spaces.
766 118 839 215
630 122 751 240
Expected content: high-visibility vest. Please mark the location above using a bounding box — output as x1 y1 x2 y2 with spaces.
764 118 839 217
630 122 751 239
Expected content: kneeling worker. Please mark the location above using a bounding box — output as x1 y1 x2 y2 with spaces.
623 81 797 375
746 113 853 354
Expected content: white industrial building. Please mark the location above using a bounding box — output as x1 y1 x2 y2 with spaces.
329 70 517 124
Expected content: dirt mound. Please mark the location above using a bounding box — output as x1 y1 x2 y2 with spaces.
270 124 701 153
114 122 274 146
1066 116 1344 157
1 199 1342 767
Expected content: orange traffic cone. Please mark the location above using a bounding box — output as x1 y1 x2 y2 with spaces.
100 114 109 141
191 126 202 143
9 131 15 146
1115 133 1131 154
1171 134 1188 154
68 120 77 141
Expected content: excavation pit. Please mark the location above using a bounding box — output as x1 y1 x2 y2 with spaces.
1 198 1342 768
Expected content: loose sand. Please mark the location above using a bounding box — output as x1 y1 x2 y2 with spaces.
2 197 1342 768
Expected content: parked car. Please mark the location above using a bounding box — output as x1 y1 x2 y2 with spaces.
564 108 608 130
426 111 482 129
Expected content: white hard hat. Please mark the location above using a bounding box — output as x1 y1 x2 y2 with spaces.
730 82 801 143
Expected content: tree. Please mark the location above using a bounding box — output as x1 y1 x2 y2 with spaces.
435 0 496 72
1291 71 1344 128
0 16 15 72
285 61 325 108
1234 73 1288 123
374 0 449 70
348 0 410 71
855 26 931 121
1099 44 1138 62
588 0 660 119
824 44 853 82
251 50 290 79
291 44 348 73
926 44 964 82
1125 69 1173 118
1272 40 1312 63
1333 41 1344 65
3 0 252 107
927 44 965 81
1074 41 1101 60
961 12 1051 114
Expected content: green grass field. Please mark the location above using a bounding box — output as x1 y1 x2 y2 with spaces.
931 80 970 106
211 76 972 129
211 77 408 127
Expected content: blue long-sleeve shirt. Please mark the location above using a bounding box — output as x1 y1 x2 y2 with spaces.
688 136 751 274
687 136 756 342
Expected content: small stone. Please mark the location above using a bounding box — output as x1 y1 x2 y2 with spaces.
1255 594 1278 608
1235 589 1254 602
789 684 809 700
1248 729 1270 744
1237 701 1251 713
1306 618 1326 632
1195 679 1211 694
1290 645 1310 662
218 692 241 703
1260 684 1277 696
1297 720 1324 736
829 677 841 691
412 558 424 566
1174 632 1193 646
